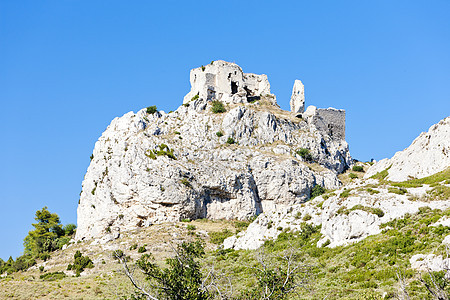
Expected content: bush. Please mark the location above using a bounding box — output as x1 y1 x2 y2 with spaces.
352 166 364 172
191 94 199 101
209 229 233 244
311 185 326 199
349 173 358 179
211 101 226 113
340 189 351 198
181 178 192 188
67 250 94 276
138 246 147 253
296 148 313 162
136 241 208 299
388 187 407 195
40 271 67 281
226 137 235 144
186 224 196 231
216 131 224 137
146 106 157 114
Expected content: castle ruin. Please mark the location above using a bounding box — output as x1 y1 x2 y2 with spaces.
184 60 345 140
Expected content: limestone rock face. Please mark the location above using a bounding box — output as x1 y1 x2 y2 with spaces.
365 117 450 181
76 61 351 241
225 179 450 250
290 80 305 114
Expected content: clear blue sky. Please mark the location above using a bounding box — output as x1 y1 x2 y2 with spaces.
1 1 449 260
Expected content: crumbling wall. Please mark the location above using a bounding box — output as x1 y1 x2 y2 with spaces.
304 106 345 140
183 60 276 105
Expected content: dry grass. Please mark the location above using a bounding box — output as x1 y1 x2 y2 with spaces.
0 220 236 299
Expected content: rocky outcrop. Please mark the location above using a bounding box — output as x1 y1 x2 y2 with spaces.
75 61 351 241
290 80 305 114
365 117 450 182
225 179 450 250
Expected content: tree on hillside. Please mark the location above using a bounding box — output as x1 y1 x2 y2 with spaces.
115 241 313 300
0 207 76 275
23 206 76 259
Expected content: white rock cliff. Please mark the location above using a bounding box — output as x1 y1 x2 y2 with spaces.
75 61 351 241
365 117 450 181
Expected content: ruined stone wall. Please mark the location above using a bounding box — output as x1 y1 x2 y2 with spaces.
183 60 276 105
304 106 345 140
315 108 345 140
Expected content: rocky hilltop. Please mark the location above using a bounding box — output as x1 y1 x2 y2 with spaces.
365 117 450 181
225 116 450 250
76 61 352 241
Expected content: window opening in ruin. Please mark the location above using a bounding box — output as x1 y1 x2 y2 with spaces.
328 124 334 137
244 86 260 102
231 81 238 94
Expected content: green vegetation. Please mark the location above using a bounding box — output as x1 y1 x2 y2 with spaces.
67 250 94 276
191 94 199 101
370 165 392 180
19 207 76 265
138 246 147 253
349 172 358 179
226 137 235 144
296 148 313 162
180 178 192 188
310 185 325 199
146 144 176 160
186 224 196 231
211 100 226 113
339 188 351 198
388 187 407 195
338 205 385 217
201 65 205 71
216 131 224 137
367 188 380 195
146 106 157 114
352 165 364 172
209 229 233 244
40 271 67 281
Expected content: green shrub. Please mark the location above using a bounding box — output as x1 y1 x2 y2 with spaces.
153 144 176 160
388 187 407 195
67 250 94 276
211 101 226 113
352 165 364 172
303 214 312 221
130 244 138 250
310 185 326 199
370 165 391 181
181 178 192 188
186 224 196 231
40 271 66 281
209 229 233 244
90 154 94 161
201 65 205 71
340 189 351 198
181 218 191 222
138 246 147 253
216 131 224 137
191 94 199 101
296 148 313 162
226 137 235 144
146 106 157 114
135 241 207 299
349 173 358 179
366 188 380 195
